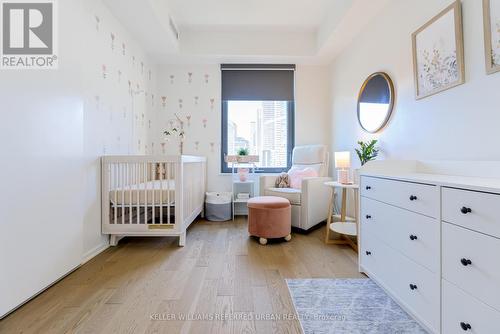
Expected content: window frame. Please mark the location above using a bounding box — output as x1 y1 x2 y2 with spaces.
221 100 295 174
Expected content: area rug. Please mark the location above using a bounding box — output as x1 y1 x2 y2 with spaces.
286 278 427 334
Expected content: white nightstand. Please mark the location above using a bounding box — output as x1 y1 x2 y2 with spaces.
324 181 359 252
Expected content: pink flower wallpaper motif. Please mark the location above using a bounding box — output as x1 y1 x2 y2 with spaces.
95 15 100 31
194 96 199 105
210 98 215 110
161 96 167 108
102 64 107 79
202 118 207 128
204 74 209 83
188 72 193 83
170 75 175 84
110 33 115 50
178 99 183 109
210 142 215 152
186 115 191 126
195 141 200 150
122 42 126 56
117 70 122 82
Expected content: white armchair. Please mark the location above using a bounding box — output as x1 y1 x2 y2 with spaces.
259 145 333 231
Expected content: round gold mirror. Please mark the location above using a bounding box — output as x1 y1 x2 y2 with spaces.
357 72 395 133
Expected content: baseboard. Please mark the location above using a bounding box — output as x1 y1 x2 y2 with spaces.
81 241 110 265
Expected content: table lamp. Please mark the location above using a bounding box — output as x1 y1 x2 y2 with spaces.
334 151 351 184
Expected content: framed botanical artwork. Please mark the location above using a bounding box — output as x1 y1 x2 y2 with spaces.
412 1 465 100
483 0 500 74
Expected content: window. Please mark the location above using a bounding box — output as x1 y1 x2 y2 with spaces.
221 64 295 173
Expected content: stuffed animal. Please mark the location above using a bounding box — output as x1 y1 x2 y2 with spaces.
275 172 290 188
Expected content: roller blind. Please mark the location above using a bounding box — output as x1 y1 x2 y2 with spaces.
221 64 295 101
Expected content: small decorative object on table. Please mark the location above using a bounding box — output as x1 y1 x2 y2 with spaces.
355 140 379 166
334 151 351 184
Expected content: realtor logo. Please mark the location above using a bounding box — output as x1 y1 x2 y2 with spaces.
1 0 58 69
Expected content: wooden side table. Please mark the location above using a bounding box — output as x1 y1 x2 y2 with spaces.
324 181 359 252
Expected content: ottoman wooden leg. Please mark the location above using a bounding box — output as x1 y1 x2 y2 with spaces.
259 237 268 245
284 234 292 242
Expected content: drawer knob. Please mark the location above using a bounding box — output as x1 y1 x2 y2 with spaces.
366 186 372 190
409 235 418 241
460 207 472 214
460 258 472 266
460 322 472 331
365 251 372 256
365 215 372 219
409 195 418 201
409 284 418 290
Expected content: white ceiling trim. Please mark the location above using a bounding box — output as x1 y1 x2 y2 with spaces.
104 0 391 65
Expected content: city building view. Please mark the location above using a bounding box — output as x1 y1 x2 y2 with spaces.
227 101 289 169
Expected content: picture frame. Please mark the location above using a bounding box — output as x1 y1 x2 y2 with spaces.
412 1 465 100
483 0 500 74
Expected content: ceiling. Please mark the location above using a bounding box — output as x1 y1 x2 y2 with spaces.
104 0 391 65
166 0 335 30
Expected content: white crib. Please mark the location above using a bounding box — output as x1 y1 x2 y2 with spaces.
101 155 207 246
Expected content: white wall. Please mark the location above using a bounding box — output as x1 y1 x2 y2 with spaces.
330 0 500 168
295 66 331 146
152 64 332 192
0 0 157 317
0 0 85 318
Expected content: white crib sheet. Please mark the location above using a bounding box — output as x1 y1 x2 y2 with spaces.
109 180 176 206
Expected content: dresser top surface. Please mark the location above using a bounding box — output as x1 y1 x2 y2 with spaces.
360 171 500 194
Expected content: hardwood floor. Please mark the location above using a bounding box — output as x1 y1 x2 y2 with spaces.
0 218 363 334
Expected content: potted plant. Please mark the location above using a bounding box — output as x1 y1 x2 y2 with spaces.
355 140 379 166
354 140 379 183
236 148 250 181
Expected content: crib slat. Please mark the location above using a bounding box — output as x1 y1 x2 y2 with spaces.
113 163 117 224
143 162 147 224
160 162 163 225
167 162 171 225
121 163 125 225
151 162 155 224
136 162 140 224
129 162 132 224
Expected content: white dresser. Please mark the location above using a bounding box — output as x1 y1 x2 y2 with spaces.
358 160 500 334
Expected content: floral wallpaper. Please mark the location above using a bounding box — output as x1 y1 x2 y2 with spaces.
84 0 157 157
151 65 225 191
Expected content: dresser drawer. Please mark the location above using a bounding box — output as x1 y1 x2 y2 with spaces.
361 176 438 218
442 222 500 312
361 233 440 333
442 280 500 334
361 197 439 273
442 187 500 238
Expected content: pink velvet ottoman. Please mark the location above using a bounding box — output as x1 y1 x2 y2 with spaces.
247 196 292 245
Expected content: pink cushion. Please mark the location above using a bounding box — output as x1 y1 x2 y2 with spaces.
287 167 318 189
248 196 290 209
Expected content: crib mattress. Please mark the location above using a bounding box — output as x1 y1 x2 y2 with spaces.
109 180 176 206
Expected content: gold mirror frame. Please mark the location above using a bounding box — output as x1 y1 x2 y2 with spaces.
357 72 395 133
